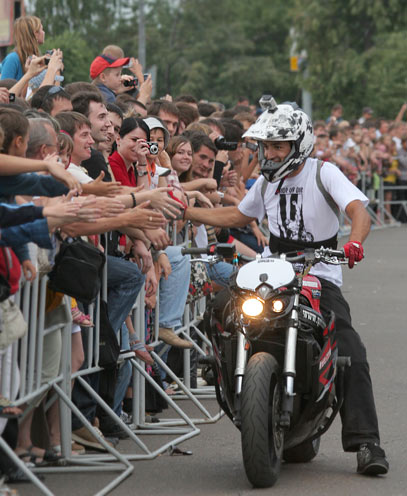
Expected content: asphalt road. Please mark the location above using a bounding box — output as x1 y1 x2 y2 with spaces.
14 226 407 496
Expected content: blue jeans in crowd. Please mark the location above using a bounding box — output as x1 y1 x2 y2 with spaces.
159 246 191 329
156 246 191 383
107 256 145 416
205 260 235 287
230 228 264 254
113 322 131 414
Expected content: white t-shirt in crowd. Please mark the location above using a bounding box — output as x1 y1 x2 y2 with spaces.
238 157 368 287
67 163 93 184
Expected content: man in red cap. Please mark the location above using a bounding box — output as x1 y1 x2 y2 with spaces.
90 54 130 103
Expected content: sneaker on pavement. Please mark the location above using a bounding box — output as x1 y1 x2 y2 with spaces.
357 443 389 475
72 426 114 452
102 424 129 440
120 411 133 425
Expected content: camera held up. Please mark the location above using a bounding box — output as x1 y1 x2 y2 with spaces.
214 136 238 151
123 77 138 89
146 141 159 155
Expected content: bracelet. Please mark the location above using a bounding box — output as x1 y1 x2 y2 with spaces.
130 192 137 207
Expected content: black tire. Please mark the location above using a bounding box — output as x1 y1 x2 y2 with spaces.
240 352 284 488
283 437 321 463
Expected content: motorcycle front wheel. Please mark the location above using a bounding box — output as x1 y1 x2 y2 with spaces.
240 352 284 488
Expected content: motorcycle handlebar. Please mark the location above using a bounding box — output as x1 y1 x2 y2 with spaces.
284 247 346 263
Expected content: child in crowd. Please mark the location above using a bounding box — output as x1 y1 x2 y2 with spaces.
57 130 73 169
89 54 131 103
56 130 94 327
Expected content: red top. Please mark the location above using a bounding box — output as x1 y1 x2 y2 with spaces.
0 247 22 295
109 151 137 187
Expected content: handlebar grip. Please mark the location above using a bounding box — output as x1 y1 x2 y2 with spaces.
181 246 211 256
330 249 346 258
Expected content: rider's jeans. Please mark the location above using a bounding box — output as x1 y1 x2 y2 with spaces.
319 277 380 451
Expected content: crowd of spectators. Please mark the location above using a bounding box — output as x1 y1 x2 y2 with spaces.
0 14 406 487
317 103 407 222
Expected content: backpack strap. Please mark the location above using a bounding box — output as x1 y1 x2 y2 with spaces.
260 162 340 220
260 177 268 203
316 159 340 220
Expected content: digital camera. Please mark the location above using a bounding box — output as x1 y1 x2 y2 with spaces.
147 141 159 155
214 136 238 151
44 50 54 65
123 77 138 88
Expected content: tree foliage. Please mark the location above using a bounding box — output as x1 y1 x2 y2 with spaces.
28 0 407 118
294 0 407 118
41 31 94 85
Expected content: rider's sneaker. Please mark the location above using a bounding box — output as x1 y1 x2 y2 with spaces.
357 443 389 475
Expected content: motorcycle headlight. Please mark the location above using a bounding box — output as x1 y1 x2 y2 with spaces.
271 298 285 313
242 298 264 317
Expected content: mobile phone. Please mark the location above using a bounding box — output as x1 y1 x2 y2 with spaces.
243 142 258 152
213 161 225 187
9 93 16 103
143 73 150 81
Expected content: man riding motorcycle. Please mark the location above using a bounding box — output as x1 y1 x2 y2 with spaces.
184 96 389 476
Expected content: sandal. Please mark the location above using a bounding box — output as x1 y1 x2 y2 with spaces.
0 398 22 419
71 306 94 327
16 445 61 467
51 442 85 456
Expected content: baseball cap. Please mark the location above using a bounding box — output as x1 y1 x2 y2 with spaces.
362 106 373 115
90 54 130 80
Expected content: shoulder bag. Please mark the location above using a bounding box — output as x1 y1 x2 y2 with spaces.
48 234 106 305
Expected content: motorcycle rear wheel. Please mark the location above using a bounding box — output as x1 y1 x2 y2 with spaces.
241 352 284 488
283 437 321 463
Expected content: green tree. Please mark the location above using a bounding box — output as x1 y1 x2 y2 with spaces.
140 0 297 106
41 31 94 84
293 0 407 118
364 32 407 118
30 0 134 52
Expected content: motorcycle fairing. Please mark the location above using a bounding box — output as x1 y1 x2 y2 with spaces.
300 275 322 313
236 258 295 292
316 312 337 402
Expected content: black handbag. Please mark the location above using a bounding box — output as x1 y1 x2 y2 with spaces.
0 248 11 302
98 299 120 369
48 235 106 304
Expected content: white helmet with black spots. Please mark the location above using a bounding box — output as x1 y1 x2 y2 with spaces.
243 95 315 183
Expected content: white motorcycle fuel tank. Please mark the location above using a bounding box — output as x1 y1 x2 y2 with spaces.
236 258 295 291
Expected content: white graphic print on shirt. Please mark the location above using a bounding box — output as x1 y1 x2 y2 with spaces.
277 184 314 243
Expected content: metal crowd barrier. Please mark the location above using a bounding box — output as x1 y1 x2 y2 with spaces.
358 172 406 228
0 225 219 495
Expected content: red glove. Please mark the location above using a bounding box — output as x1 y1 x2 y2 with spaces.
343 241 364 268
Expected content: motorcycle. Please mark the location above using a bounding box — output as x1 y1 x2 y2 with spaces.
181 244 351 488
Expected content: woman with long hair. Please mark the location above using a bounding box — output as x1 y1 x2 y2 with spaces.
1 16 44 81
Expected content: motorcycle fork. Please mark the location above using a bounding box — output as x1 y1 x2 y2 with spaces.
280 291 300 428
233 330 247 426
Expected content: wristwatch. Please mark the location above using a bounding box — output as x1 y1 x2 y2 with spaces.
135 163 148 176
